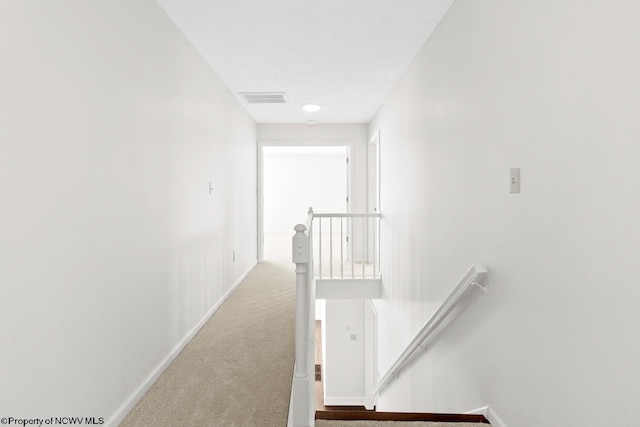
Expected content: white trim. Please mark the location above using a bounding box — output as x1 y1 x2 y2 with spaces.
464 405 489 417
259 139 356 147
487 406 509 427
367 131 381 272
316 278 382 299
367 131 380 266
106 260 258 427
323 396 365 406
465 404 507 427
257 140 265 262
364 300 378 410
287 379 294 427
367 130 381 214
313 212 380 218
287 377 315 427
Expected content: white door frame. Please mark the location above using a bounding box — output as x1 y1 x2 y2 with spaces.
368 131 380 214
364 299 379 410
257 140 354 262
366 131 380 263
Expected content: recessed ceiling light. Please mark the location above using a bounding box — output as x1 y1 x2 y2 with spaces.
302 104 322 112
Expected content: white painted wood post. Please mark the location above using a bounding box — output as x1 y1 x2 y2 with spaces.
292 223 312 427
292 223 309 378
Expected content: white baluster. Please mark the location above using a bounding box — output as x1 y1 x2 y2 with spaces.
362 217 365 278
351 217 354 279
330 217 333 278
340 217 344 279
373 215 377 277
318 217 322 278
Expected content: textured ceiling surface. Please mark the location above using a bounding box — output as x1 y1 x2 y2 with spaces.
156 0 454 123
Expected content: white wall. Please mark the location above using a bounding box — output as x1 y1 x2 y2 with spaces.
0 1 257 424
264 147 347 232
324 300 365 405
369 1 640 426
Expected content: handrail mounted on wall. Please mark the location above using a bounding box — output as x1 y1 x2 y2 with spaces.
373 263 489 395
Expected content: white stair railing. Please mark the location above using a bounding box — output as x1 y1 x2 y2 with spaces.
290 208 383 426
373 264 489 395
290 209 315 427
312 211 381 279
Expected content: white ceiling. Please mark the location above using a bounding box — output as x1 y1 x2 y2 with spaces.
156 0 454 124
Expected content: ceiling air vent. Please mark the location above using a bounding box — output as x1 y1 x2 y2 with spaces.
239 92 288 104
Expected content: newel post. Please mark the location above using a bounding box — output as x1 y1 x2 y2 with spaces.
292 224 309 378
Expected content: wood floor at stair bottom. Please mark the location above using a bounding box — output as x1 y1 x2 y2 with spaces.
315 410 489 424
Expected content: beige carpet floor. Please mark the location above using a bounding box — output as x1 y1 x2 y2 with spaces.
316 422 488 427
120 261 296 427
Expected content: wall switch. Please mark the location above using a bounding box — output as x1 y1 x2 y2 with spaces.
233 251 236 262
350 334 357 341
509 168 520 193
209 182 213 194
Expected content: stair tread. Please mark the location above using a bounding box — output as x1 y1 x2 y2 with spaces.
316 411 489 424
316 420 489 426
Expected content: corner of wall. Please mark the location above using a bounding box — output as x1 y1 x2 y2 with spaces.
464 406 488 418
487 406 509 427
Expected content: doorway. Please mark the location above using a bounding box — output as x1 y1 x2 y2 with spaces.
258 143 351 262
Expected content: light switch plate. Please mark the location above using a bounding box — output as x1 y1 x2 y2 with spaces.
509 168 520 193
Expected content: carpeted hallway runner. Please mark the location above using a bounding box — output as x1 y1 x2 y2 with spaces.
120 261 296 427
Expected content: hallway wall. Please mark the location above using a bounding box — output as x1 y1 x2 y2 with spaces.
0 1 257 423
369 1 640 426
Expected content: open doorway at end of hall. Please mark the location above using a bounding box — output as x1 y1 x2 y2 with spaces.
259 144 351 262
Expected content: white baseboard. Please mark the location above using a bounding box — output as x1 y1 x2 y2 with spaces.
287 374 294 427
465 404 507 427
464 405 489 417
106 260 258 427
323 396 365 406
487 406 508 427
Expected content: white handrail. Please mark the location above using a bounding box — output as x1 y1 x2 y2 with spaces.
290 208 383 426
373 263 489 395
313 212 381 218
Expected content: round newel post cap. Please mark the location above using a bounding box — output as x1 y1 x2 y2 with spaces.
308 206 314 215
294 224 307 233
